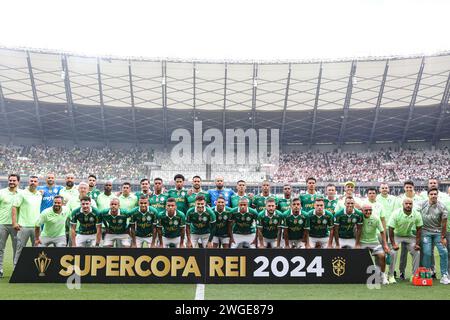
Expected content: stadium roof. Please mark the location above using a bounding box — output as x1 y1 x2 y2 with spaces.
0 47 449 146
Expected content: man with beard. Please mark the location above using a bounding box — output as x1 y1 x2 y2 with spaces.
186 176 211 209
130 196 158 248
60 174 79 205
12 176 42 266
70 196 102 247
118 182 137 211
149 178 168 215
87 174 101 202
167 174 188 214
257 198 284 248
37 173 63 212
208 176 235 207
135 178 152 201
278 184 293 213
34 196 70 247
186 195 216 248
252 180 278 213
335 181 363 212
299 177 321 212
96 181 116 211
282 198 310 249
0 174 21 278
212 196 233 248
230 180 253 208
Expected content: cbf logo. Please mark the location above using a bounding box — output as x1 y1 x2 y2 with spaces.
171 121 279 165
332 257 346 277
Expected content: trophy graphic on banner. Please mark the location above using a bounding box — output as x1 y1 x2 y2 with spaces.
34 251 51 277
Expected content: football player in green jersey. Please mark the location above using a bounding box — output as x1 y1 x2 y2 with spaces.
100 198 134 247
96 181 116 211
34 196 70 247
230 198 259 248
278 184 293 213
186 176 211 209
186 195 216 248
118 182 137 211
324 184 338 215
70 196 102 247
60 173 79 205
0 174 20 277
157 198 186 248
135 178 152 201
252 180 278 213
256 198 283 248
308 197 334 248
360 203 390 285
299 177 320 212
212 196 233 248
130 196 158 248
149 177 168 215
282 198 310 248
87 174 101 202
167 174 188 213
230 180 253 208
335 181 363 212
331 196 363 249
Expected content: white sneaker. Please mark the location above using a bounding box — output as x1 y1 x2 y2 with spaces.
440 274 449 285
388 275 396 284
381 273 389 285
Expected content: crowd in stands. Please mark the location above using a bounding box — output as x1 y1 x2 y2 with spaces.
0 144 449 182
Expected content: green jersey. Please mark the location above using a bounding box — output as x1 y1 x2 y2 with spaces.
149 192 168 215
135 191 152 201
324 198 338 215
388 208 423 237
186 190 211 209
60 187 79 205
14 188 42 227
299 192 321 212
230 194 252 208
129 207 158 238
96 193 116 211
99 209 133 234
376 194 397 223
88 188 101 202
277 196 292 213
282 209 310 240
70 207 101 235
186 206 216 235
36 206 71 238
308 209 334 238
167 188 188 213
230 207 259 235
213 206 233 237
256 210 284 239
333 209 363 239
157 210 186 238
67 196 97 213
252 194 278 213
0 188 20 225
118 193 138 211
360 214 384 244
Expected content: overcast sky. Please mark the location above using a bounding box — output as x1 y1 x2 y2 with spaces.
1 0 449 61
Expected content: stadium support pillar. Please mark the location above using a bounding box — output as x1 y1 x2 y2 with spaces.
280 63 291 145
401 57 425 145
368 60 389 147
222 63 228 136
61 55 78 145
128 61 138 146
161 61 168 150
193 62 197 122
251 63 258 129
26 51 45 143
432 71 450 146
337 60 357 146
0 81 12 142
96 59 108 146
309 62 323 147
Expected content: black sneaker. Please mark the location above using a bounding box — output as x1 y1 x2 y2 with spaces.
432 272 437 279
399 272 405 280
394 271 397 278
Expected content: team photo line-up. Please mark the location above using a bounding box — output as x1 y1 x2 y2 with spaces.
0 173 448 285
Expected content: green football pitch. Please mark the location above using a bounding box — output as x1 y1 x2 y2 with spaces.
1 240 448 300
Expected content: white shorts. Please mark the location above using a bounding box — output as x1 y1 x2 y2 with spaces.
104 234 131 247
289 240 305 248
76 234 96 247
212 236 230 246
339 238 356 249
191 234 210 248
162 236 181 248
262 237 278 248
361 243 384 255
40 236 67 247
231 233 256 248
136 236 152 248
309 237 328 248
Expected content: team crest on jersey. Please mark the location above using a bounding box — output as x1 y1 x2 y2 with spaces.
181 192 185 197
147 216 151 221
202 216 208 222
246 217 251 221
173 220 178 226
223 216 228 221
218 216 222 220
299 219 303 225
352 218 357 223
89 217 94 222
273 219 278 224
118 219 123 224
322 219 327 224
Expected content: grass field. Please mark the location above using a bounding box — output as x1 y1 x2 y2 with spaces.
1 239 448 300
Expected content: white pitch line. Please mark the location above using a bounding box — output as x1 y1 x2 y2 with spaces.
195 283 205 300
